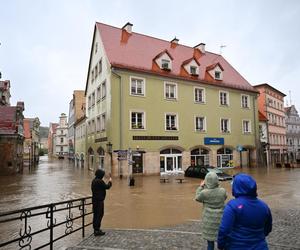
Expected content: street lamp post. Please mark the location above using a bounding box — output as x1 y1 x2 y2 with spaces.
106 142 113 174
28 145 31 169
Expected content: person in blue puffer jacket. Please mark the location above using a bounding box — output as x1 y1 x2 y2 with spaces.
217 173 272 250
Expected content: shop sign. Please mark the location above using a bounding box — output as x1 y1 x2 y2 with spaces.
204 137 224 145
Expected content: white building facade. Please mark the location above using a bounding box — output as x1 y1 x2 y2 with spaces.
55 113 69 157
285 105 300 162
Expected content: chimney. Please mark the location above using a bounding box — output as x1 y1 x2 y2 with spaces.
122 22 133 34
17 101 25 111
194 43 206 54
171 37 179 44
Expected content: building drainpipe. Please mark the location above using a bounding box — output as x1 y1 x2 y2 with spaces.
111 68 123 178
253 94 259 167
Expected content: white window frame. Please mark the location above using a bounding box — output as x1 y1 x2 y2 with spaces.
241 94 250 108
164 82 177 100
91 92 95 106
95 64 98 78
130 76 146 96
99 58 102 74
194 87 205 103
190 66 197 75
97 86 101 102
130 110 146 130
195 116 206 132
220 118 231 133
165 113 178 131
219 91 229 106
88 95 91 109
161 59 171 70
215 71 222 80
96 116 100 132
101 80 106 100
91 119 95 133
91 69 94 83
242 120 251 133
100 113 106 131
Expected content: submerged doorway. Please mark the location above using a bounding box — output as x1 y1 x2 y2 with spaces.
160 148 182 173
132 154 143 174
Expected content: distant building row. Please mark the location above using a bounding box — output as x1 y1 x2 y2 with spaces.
0 80 48 175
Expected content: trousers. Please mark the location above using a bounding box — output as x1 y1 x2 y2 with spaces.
92 200 104 231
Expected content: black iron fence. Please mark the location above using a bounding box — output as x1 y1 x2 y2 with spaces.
0 196 93 249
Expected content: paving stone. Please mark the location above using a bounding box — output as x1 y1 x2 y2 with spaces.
67 209 300 250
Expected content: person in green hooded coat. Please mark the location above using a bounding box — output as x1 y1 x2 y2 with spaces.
195 172 227 250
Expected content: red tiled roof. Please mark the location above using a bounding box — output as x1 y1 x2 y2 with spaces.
258 111 268 121
182 57 200 66
96 22 257 93
206 62 224 72
253 83 286 97
0 106 17 134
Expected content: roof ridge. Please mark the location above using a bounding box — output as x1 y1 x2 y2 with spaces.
96 21 220 56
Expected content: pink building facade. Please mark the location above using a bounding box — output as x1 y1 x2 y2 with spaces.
254 83 287 164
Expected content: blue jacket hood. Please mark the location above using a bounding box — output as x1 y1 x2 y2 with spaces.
232 173 257 198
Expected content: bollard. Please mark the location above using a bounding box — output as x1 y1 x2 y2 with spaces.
129 176 135 186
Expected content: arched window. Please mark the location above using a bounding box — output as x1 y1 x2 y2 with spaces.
97 147 105 169
217 147 233 168
88 147 94 170
190 148 209 166
160 148 182 172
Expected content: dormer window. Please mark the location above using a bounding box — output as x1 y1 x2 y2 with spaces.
215 71 221 80
182 57 200 76
162 59 170 70
190 66 197 75
206 63 224 81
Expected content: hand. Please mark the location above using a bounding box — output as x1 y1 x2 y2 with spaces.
109 177 112 182
200 180 205 187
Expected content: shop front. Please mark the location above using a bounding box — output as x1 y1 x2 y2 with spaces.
160 148 182 173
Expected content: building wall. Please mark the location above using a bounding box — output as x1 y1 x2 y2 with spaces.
0 135 24 175
286 105 300 161
85 26 259 176
106 70 259 176
75 118 86 167
255 85 286 164
85 27 111 171
55 114 68 156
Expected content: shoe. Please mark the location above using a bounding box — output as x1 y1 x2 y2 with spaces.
94 230 106 236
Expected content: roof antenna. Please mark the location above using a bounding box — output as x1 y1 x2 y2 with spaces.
220 44 226 55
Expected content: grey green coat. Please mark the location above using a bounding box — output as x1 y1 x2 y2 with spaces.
195 172 227 241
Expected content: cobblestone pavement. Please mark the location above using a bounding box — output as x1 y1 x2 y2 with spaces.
67 208 300 250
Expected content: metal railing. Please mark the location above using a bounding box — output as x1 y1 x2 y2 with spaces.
0 196 93 249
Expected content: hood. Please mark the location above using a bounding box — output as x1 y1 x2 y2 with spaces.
232 173 257 198
95 169 105 179
204 172 219 189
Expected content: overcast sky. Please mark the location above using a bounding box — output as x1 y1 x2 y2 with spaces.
1 0 300 126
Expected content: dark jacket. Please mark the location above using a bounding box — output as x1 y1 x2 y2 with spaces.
91 171 112 202
217 173 272 250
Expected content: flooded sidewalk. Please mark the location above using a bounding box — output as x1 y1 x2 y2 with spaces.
67 208 300 250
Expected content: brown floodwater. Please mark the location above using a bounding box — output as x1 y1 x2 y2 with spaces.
1 156 300 248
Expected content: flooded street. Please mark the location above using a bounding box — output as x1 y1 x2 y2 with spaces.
1 156 300 229
1 156 300 249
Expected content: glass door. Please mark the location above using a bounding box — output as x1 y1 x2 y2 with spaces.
166 156 175 172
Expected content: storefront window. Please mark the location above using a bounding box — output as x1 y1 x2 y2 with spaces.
160 148 182 172
217 147 233 168
191 148 209 166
